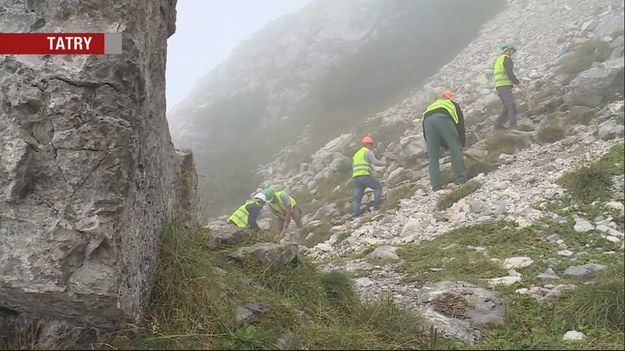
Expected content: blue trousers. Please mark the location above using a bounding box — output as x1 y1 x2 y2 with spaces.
352 175 382 217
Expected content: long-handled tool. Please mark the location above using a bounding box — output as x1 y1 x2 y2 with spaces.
464 152 497 169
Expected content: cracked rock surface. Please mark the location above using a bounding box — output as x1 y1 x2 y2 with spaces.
0 0 184 329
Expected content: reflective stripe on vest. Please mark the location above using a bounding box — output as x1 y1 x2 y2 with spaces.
352 146 372 177
228 200 253 228
493 54 513 87
269 191 296 214
423 99 459 124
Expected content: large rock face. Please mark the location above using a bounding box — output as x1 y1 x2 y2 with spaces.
0 0 182 328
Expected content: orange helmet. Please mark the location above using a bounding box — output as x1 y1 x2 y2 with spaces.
442 90 453 99
361 136 374 144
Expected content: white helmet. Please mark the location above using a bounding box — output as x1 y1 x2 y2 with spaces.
253 193 268 203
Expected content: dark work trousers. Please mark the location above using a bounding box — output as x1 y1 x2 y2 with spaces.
494 85 517 127
352 175 382 217
424 113 467 190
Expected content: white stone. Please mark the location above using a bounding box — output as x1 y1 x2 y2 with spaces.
487 275 522 287
603 235 621 243
558 250 574 257
503 257 534 269
605 201 625 213
400 218 422 238
562 330 586 341
356 277 373 287
573 218 595 232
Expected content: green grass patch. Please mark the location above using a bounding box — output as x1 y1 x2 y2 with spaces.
441 155 498 186
303 222 334 248
104 220 435 350
379 183 416 213
537 123 567 143
515 124 535 132
396 216 624 349
436 180 482 211
568 106 596 125
485 132 529 159
553 262 624 332
558 143 624 204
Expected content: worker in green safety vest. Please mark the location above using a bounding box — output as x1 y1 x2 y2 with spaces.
493 42 521 129
227 192 269 230
262 188 303 238
422 90 467 191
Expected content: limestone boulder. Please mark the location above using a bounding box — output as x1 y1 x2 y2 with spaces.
0 0 185 330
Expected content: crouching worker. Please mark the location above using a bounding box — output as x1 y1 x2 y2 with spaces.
228 192 269 230
262 188 303 239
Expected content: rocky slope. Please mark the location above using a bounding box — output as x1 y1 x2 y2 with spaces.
258 0 624 198
0 0 198 346
167 0 506 217
206 0 624 344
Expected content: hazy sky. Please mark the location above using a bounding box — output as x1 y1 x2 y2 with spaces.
165 0 312 112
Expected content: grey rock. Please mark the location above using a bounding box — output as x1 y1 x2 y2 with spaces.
546 233 561 242
208 226 247 248
367 246 400 261
498 153 515 164
594 10 624 38
596 224 624 238
598 120 625 140
558 250 575 257
563 263 608 281
573 217 595 232
213 267 227 276
400 218 423 237
241 278 265 291
543 258 561 267
537 268 560 281
176 149 200 226
503 256 534 269
604 201 625 213
387 167 406 186
0 0 187 330
277 330 299 349
356 277 374 287
563 60 624 107
417 281 504 344
229 242 300 266
235 303 268 323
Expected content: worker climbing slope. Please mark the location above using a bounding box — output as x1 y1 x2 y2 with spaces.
352 136 385 218
493 42 521 130
422 90 468 191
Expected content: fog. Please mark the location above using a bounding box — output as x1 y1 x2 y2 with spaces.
165 0 311 112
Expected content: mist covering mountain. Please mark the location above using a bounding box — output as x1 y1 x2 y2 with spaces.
168 0 506 218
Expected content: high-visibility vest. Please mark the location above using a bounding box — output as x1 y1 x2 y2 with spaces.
269 191 296 214
493 54 514 87
228 200 254 228
423 99 459 125
352 146 372 177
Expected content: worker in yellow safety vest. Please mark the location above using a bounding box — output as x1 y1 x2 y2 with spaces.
493 42 521 129
422 90 467 191
262 188 303 238
351 136 385 217
227 193 268 230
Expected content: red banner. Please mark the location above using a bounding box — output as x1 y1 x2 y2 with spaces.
0 33 121 55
